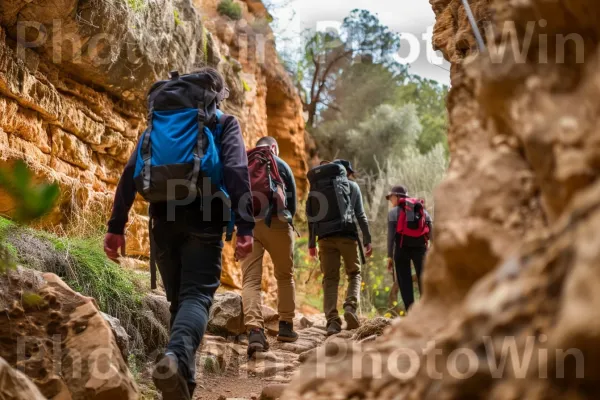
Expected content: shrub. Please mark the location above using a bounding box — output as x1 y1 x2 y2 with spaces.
217 0 242 20
313 104 422 176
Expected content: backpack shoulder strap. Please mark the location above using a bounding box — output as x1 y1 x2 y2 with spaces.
214 109 225 143
213 109 235 241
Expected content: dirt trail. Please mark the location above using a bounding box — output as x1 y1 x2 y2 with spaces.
192 318 332 400
186 315 391 400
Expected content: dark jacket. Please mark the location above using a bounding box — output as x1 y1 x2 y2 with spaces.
107 114 255 237
387 206 432 258
308 180 372 248
275 155 297 222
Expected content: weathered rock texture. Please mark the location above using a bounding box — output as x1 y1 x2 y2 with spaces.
0 267 138 399
285 0 600 398
0 356 45 400
0 0 308 292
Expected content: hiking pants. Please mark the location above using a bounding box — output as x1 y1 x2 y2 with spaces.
241 218 296 329
394 245 426 311
318 236 361 323
151 215 223 393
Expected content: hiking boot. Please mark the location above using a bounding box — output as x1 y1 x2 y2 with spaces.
326 319 342 336
152 353 191 400
247 328 269 358
277 321 299 343
344 307 360 330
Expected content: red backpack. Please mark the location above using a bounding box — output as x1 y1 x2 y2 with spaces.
396 198 430 247
247 147 286 221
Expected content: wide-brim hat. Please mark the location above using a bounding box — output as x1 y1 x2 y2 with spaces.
385 185 408 200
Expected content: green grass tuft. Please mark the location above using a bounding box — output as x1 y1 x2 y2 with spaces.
0 216 160 353
4 242 17 260
217 0 242 20
0 220 17 273
0 217 15 233
242 79 251 92
127 0 146 12
173 9 182 27
202 27 209 62
22 292 44 309
49 236 144 317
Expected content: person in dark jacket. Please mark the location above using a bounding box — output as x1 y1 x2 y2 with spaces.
309 159 372 336
241 136 299 357
104 68 254 400
386 185 432 312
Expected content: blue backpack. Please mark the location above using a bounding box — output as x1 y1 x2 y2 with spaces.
133 70 234 238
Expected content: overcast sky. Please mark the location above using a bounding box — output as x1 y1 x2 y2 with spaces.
270 0 451 85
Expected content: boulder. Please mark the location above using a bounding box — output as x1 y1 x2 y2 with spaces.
101 312 130 360
0 267 138 399
0 357 45 399
207 292 245 336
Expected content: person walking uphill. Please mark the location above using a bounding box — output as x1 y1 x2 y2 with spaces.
307 159 372 336
386 186 432 312
241 136 299 357
103 68 254 400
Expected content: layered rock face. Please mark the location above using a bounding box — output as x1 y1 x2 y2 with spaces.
0 0 307 290
286 0 600 398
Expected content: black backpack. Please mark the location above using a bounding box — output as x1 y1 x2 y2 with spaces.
306 163 355 238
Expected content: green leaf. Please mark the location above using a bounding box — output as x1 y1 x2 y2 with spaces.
0 161 59 224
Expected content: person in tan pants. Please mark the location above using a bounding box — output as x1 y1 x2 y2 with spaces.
241 137 298 357
309 159 372 336
318 236 363 329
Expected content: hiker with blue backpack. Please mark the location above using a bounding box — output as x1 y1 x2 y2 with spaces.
104 68 254 400
242 136 299 357
386 185 432 312
307 159 372 336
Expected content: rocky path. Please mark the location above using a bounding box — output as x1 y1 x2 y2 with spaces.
133 293 391 400
189 315 391 400
192 314 332 400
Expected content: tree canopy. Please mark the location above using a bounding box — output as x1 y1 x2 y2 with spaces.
291 9 401 128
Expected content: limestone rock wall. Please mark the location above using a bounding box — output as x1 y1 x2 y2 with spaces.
0 0 308 291
285 0 600 398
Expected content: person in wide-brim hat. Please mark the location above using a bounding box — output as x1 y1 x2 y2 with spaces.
385 185 408 201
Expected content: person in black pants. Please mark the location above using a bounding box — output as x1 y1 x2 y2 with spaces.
386 185 432 312
104 68 255 399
